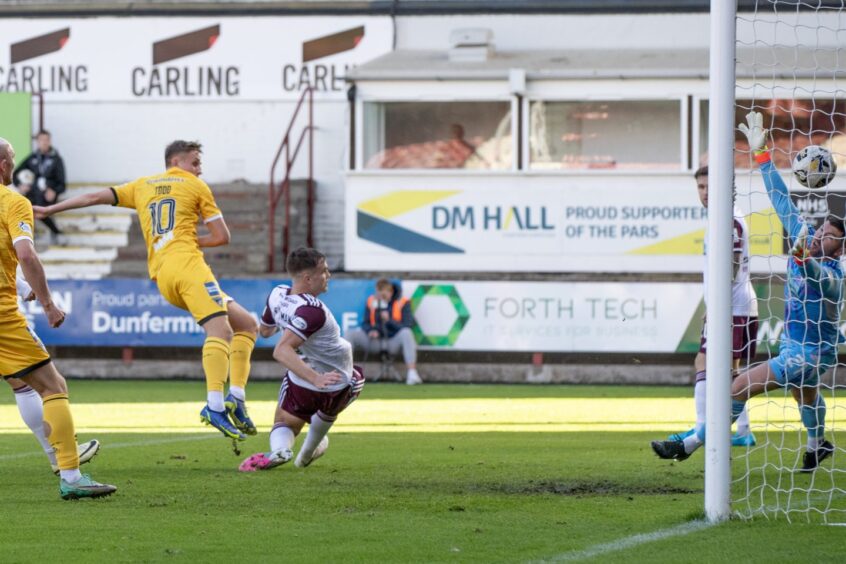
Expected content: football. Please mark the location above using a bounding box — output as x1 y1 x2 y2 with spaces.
792 145 837 188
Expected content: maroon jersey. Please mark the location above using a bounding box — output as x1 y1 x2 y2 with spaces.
261 284 353 393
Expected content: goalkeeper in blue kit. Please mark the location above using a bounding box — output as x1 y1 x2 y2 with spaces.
732 111 843 472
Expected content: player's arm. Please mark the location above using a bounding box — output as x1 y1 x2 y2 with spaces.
272 331 342 388
197 216 230 247
34 187 115 218
258 296 279 338
739 111 806 245
14 240 64 328
197 180 229 247
792 230 844 297
15 272 35 301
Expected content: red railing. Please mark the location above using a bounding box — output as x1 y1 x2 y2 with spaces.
268 87 314 272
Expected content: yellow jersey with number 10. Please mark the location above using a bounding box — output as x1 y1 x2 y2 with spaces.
112 167 223 280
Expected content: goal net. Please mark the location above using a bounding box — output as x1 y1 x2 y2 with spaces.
731 0 846 522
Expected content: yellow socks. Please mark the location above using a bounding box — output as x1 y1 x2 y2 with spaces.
202 337 231 409
229 332 256 392
42 393 79 471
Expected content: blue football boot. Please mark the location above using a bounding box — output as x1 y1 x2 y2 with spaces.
200 405 245 441
225 394 257 436
731 431 757 447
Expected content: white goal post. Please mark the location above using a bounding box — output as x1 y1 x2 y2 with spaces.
704 0 736 523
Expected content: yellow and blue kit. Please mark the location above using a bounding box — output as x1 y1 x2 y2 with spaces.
112 168 230 324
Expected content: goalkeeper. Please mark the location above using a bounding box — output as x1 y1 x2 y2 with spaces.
651 165 758 462
733 111 842 472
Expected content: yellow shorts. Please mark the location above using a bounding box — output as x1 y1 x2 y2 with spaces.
155 255 231 325
0 312 51 379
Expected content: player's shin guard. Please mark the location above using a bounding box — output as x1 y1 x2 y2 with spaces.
42 393 79 471
229 332 256 391
800 395 827 451
202 337 231 393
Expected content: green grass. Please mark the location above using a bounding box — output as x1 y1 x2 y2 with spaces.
1 381 844 563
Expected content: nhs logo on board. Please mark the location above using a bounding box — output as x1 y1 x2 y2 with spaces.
432 206 555 231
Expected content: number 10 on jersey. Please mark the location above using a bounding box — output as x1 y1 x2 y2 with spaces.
148 198 176 236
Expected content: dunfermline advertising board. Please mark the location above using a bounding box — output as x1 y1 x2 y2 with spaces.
18 278 816 355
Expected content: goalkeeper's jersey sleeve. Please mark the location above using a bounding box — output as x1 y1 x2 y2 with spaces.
759 160 845 350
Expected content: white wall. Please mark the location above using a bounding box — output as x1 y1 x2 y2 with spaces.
2 11 837 266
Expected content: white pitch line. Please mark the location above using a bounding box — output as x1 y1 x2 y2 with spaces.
0 434 221 462
539 488 846 562
534 520 714 563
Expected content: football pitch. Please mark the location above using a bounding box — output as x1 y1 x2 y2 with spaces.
1 381 844 563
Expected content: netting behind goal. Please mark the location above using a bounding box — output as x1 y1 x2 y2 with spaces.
732 1 846 522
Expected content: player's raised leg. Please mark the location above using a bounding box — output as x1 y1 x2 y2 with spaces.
199 313 244 441
225 301 258 436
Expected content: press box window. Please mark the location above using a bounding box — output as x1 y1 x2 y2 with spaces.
529 100 682 170
363 101 512 170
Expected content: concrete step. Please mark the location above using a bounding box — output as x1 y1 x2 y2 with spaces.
40 246 118 263
108 260 149 277
55 214 133 233
57 231 128 247
44 262 111 279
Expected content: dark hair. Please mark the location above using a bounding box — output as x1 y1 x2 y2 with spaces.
694 166 708 179
36 129 50 138
375 278 392 291
827 215 846 236
286 247 326 276
164 140 202 166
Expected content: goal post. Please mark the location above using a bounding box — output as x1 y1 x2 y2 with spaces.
706 1 846 523
704 0 737 524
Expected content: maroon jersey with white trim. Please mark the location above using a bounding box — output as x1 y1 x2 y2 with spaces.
262 284 353 392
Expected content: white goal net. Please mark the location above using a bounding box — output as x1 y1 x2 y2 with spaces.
732 0 846 522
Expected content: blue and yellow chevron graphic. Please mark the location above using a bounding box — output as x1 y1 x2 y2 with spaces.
357 191 464 253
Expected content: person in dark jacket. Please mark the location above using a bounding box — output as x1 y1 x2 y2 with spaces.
14 130 66 240
347 278 422 385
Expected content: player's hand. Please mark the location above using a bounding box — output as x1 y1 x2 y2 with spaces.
738 111 768 153
314 371 343 389
24 290 35 302
42 301 66 328
32 205 50 219
791 223 810 264
368 330 380 339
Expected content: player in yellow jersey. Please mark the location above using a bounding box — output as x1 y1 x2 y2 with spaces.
0 138 116 499
36 141 259 441
6 274 101 474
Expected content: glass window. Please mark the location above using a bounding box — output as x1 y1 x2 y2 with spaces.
363 101 512 170
529 100 681 170
700 98 846 169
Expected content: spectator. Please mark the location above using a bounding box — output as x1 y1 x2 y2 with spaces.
347 278 422 385
14 130 66 242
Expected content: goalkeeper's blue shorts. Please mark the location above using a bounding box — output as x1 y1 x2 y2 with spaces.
769 344 835 388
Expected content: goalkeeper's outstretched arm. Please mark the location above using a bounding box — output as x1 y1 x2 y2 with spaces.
758 157 807 247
